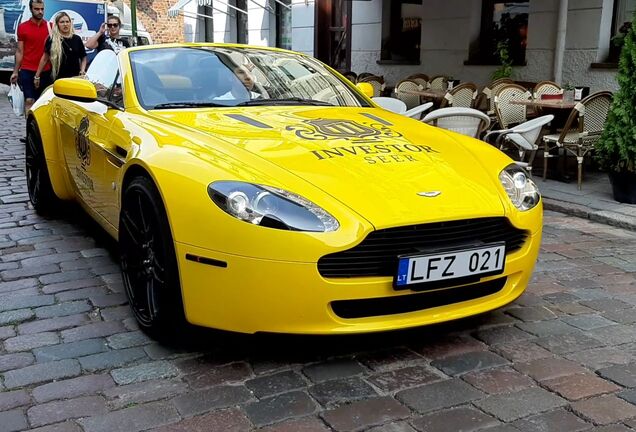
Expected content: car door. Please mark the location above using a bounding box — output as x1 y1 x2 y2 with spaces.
98 68 132 229
60 53 121 227
78 52 140 231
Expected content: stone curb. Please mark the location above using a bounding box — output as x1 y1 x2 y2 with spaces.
543 197 636 232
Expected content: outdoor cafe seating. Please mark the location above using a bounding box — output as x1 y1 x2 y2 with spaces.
422 107 490 138
494 84 533 130
406 73 429 88
542 91 613 190
353 69 613 188
440 82 479 108
484 114 555 175
357 75 385 97
395 79 425 109
428 75 449 91
372 97 433 119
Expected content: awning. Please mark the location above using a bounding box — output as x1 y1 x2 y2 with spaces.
247 0 275 13
168 0 215 17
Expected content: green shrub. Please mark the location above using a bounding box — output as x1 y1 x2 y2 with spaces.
596 13 636 173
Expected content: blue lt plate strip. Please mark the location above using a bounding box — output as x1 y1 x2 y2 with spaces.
396 258 409 286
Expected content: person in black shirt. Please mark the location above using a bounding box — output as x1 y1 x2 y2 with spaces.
85 15 130 54
34 12 87 85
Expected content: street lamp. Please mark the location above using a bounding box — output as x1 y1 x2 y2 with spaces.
130 0 138 45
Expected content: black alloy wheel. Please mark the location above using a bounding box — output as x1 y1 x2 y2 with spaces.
120 176 186 339
25 120 58 214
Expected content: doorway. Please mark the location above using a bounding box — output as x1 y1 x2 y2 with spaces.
314 0 352 72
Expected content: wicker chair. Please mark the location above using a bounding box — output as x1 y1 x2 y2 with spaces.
494 84 532 130
533 80 563 99
356 72 375 82
440 82 478 108
542 91 613 189
479 78 514 115
407 73 429 88
532 81 563 117
422 107 491 138
428 75 448 91
358 75 385 97
342 71 357 83
395 79 424 109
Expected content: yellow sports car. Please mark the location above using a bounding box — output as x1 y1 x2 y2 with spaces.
27 44 542 339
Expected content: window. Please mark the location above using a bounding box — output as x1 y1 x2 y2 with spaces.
276 0 292 49
608 0 635 62
236 0 247 44
379 0 422 64
467 1 529 65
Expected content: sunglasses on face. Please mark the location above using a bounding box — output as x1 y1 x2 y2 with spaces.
107 23 119 28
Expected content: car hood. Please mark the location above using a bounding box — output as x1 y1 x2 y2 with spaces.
150 106 505 228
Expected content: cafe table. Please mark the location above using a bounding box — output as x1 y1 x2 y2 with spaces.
509 99 577 110
510 98 578 181
400 88 447 101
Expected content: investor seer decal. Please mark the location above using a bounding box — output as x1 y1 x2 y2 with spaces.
287 118 439 164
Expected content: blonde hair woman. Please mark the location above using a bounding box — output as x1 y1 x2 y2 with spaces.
34 12 87 88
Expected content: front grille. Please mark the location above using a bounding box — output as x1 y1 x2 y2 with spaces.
318 217 528 278
331 277 507 319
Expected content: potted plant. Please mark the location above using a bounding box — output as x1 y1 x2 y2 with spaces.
595 13 636 204
563 82 575 102
491 40 513 81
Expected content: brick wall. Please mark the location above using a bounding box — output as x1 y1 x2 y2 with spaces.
122 0 184 43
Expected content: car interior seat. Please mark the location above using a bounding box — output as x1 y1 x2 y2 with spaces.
192 55 238 101
134 64 168 107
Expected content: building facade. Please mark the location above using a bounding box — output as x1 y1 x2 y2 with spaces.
166 0 632 91
120 0 184 43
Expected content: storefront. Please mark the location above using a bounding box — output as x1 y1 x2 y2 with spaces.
166 0 629 91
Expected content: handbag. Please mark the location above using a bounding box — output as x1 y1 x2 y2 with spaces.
8 83 24 117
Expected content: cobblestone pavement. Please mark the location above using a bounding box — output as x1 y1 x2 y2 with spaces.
1 100 636 432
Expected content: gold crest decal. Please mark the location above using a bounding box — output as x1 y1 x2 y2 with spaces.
75 117 91 168
286 119 402 143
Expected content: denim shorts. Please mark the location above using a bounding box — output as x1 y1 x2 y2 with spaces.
18 69 52 101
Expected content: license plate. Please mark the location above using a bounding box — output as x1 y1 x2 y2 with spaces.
395 243 505 288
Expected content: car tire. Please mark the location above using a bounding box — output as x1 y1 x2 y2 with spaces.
26 121 59 214
120 175 187 341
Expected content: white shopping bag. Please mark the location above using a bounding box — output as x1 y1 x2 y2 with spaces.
8 84 24 117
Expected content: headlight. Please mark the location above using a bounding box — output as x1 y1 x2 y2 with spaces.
208 181 339 232
498 164 540 211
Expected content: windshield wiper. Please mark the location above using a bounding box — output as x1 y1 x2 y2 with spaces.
236 98 333 107
152 102 228 109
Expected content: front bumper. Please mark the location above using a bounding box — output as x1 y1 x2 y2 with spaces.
175 227 541 334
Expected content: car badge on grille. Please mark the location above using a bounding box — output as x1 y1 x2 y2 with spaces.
417 191 442 197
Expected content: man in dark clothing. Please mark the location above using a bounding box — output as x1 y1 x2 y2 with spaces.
85 15 130 54
10 0 52 115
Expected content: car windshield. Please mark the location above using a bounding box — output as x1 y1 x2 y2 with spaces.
129 46 369 109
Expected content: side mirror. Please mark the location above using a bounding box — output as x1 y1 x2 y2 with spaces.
356 82 374 98
53 78 97 102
